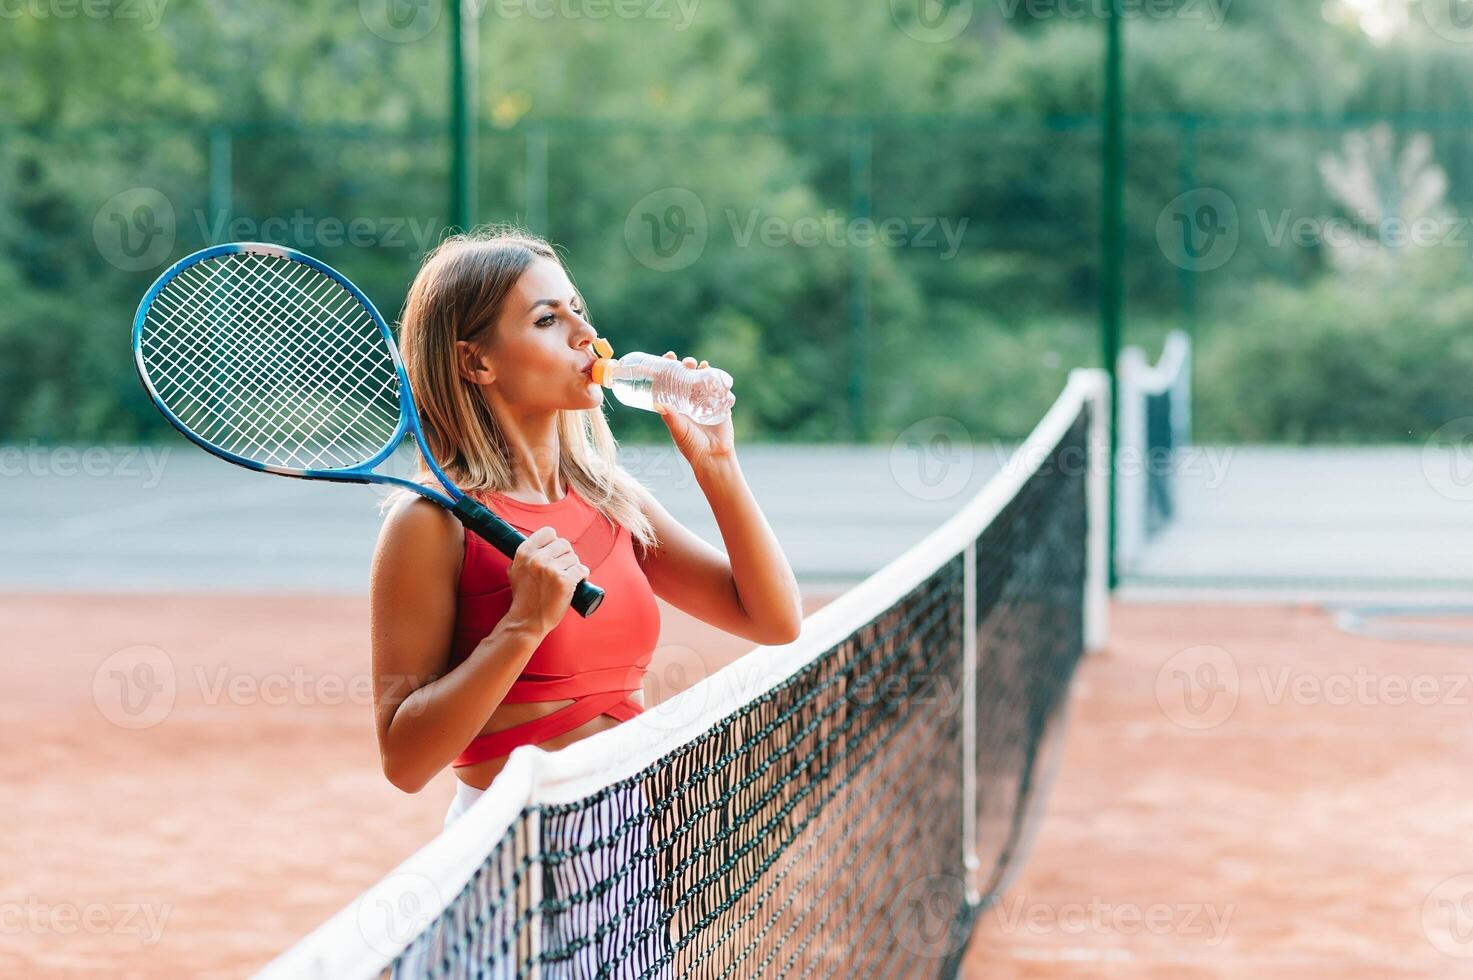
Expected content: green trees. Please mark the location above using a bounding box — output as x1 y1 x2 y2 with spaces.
1 1 1469 443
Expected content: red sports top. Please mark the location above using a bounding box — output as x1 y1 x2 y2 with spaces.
448 482 661 767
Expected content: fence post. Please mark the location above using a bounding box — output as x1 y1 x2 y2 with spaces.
524 124 548 234
848 121 872 442
208 126 232 232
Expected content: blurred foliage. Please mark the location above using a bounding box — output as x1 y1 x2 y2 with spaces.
1 0 1471 444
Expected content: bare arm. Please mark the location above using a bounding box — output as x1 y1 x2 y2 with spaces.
635 457 803 646
370 498 543 794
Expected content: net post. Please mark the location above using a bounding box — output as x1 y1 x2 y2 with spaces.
962 539 981 907
1083 370 1111 652
1114 347 1146 577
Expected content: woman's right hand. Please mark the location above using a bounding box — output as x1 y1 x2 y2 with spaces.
503 525 589 638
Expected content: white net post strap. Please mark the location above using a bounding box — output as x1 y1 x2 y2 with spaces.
1113 331 1190 577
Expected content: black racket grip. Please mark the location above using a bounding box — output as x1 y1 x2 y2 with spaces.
450 495 605 617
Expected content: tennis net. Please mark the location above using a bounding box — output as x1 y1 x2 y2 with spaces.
1115 331 1191 577
258 370 1109 980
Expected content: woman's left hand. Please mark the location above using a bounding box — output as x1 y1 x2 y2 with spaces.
656 351 735 471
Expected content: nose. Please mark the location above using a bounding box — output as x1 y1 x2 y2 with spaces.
571 318 597 350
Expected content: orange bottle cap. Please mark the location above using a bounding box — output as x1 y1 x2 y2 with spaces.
591 358 615 386
593 337 614 359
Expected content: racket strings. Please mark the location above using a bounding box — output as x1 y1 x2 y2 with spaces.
153 260 395 460
139 252 403 470
148 264 368 457
147 269 389 469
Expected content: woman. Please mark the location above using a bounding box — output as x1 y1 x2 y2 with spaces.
369 226 803 967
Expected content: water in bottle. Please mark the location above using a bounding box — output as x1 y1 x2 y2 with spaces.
591 350 735 424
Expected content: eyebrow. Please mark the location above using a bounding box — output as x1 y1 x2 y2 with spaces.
527 294 584 314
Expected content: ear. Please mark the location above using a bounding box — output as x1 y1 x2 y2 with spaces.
455 340 496 386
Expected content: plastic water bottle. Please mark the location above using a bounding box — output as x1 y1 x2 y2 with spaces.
591 348 735 424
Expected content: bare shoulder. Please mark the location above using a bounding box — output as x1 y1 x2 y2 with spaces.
373 494 463 580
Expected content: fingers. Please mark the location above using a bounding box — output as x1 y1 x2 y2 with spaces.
664 351 709 369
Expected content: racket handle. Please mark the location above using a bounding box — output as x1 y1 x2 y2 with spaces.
450 496 605 618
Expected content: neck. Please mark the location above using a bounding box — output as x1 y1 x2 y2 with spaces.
497 407 564 499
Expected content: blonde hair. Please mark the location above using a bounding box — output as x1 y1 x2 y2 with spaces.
392 224 657 556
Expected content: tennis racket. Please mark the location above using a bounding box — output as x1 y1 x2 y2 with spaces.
131 241 605 617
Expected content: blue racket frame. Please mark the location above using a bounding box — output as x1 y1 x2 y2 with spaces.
132 241 605 616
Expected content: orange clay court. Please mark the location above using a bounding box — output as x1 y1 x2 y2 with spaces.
4 590 1470 978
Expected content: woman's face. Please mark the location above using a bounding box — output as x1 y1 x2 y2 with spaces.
477 257 602 413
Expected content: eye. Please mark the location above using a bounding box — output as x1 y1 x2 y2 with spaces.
536 312 557 327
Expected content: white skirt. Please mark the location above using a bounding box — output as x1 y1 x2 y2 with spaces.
443 778 485 832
